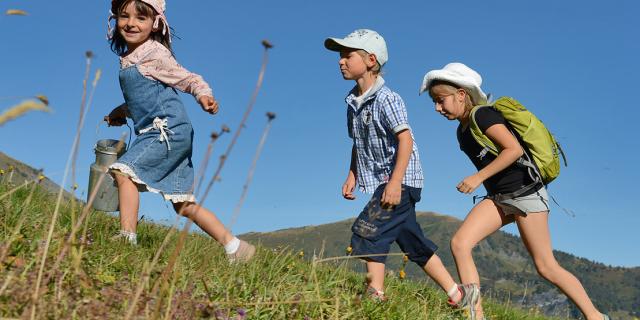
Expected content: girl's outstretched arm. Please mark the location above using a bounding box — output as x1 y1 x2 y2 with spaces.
456 123 523 194
137 42 214 101
198 95 219 114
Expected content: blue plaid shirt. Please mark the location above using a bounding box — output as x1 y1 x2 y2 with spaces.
346 78 423 194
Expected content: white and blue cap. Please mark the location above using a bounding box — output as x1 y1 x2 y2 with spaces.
419 62 488 105
324 29 388 66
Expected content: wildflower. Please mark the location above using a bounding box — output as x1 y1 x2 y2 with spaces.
399 270 406 279
0 169 4 175
346 246 353 254
403 255 409 263
72 183 78 190
298 250 304 258
8 166 14 172
38 174 45 182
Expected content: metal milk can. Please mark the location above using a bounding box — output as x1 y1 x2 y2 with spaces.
88 139 126 211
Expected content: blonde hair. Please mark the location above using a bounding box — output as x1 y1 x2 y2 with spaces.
428 81 474 112
356 49 382 75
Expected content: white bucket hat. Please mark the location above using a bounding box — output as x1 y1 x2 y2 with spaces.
324 29 388 66
419 62 487 105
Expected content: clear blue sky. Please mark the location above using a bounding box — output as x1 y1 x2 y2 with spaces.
1 1 638 267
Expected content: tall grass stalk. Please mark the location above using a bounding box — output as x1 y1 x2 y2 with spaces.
0 180 31 201
0 99 50 126
29 57 100 320
200 40 272 206
45 136 126 284
137 41 274 315
229 112 275 231
0 178 39 267
145 127 231 313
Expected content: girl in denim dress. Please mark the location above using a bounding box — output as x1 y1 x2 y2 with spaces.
103 0 255 262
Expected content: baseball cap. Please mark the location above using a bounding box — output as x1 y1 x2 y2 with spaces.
324 29 388 66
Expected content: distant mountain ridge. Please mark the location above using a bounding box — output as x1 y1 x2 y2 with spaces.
241 212 639 319
0 151 64 195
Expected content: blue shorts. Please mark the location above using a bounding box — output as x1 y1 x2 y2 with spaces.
350 184 438 267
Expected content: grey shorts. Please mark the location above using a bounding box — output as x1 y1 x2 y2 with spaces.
489 186 550 216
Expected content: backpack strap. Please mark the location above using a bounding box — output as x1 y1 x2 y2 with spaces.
469 103 545 185
468 105 499 160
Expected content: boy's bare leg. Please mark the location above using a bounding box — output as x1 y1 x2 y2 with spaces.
422 254 456 292
173 202 234 245
366 260 386 292
114 173 140 233
515 212 604 320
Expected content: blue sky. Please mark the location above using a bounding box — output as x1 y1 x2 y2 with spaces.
1 1 638 267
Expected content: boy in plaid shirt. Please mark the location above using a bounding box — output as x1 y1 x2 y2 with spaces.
325 29 476 308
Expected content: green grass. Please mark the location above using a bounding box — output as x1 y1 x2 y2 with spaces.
0 181 562 319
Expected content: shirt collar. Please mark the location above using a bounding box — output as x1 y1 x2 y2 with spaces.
346 76 386 109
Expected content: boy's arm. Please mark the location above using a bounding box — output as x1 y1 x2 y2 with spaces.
381 129 412 207
342 145 357 200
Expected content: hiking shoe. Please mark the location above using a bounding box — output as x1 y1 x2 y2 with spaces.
227 240 255 263
448 283 480 319
364 286 387 302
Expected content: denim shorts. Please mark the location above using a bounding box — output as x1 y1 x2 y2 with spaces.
350 184 438 267
489 186 550 216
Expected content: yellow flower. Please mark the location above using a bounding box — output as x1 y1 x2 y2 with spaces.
298 250 304 258
346 246 353 254
72 183 79 190
403 255 409 263
8 166 14 172
37 174 45 182
399 270 406 279
0 169 4 175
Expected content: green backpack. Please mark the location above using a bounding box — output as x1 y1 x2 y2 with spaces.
468 96 567 185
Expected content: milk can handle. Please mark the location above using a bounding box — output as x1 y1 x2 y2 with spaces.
96 119 132 152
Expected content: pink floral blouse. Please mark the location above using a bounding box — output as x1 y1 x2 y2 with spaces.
120 40 213 100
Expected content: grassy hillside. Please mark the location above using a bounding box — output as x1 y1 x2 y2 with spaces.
0 178 564 319
241 213 640 320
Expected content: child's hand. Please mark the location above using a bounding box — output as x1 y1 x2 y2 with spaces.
104 105 128 127
456 174 483 194
342 175 356 200
381 181 402 209
198 95 219 115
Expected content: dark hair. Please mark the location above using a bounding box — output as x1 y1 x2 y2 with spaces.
109 0 172 55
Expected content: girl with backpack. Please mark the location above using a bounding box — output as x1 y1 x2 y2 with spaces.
420 62 609 320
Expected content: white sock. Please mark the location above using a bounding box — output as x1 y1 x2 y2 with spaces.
447 284 461 302
120 230 137 245
224 237 240 254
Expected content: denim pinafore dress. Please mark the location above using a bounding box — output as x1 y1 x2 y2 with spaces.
110 63 195 203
